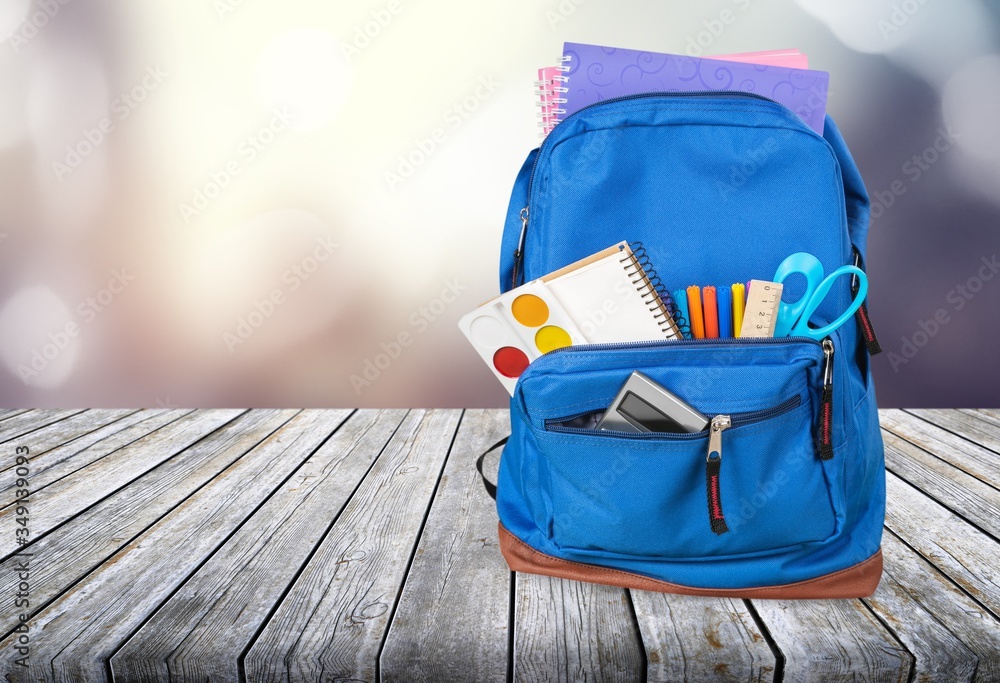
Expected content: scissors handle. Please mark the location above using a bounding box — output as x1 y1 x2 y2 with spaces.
773 253 823 338
791 266 868 340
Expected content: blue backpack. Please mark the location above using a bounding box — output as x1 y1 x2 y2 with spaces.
488 93 885 598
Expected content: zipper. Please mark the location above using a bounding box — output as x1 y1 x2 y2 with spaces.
544 393 801 438
512 90 809 287
511 207 529 291
527 335 822 379
706 415 732 534
818 338 835 460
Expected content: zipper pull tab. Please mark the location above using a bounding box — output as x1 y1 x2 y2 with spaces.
511 207 529 290
855 303 882 355
818 338 835 460
853 250 882 355
706 415 732 534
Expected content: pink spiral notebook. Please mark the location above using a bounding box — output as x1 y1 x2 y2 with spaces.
536 45 826 136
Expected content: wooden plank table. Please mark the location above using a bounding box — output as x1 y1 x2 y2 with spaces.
0 408 997 682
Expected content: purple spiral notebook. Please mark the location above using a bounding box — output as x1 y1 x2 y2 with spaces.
560 42 829 134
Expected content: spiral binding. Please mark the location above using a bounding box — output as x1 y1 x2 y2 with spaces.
620 241 689 339
535 58 571 138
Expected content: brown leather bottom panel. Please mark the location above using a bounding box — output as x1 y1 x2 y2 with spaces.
499 523 883 599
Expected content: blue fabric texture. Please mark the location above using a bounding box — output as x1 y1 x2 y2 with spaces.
495 93 885 590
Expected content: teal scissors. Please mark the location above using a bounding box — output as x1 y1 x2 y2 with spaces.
772 252 868 339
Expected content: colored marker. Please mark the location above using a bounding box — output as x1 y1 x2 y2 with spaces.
732 282 746 338
717 285 732 338
686 285 705 339
672 288 691 339
703 286 719 339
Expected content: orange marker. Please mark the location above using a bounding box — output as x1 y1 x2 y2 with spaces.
686 286 705 339
703 286 719 339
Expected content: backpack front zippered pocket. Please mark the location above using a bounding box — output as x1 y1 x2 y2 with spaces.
509 336 843 561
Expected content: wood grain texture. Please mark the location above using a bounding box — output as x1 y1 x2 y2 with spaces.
882 428 1000 538
885 472 1000 617
880 410 1000 486
909 409 1000 456
0 410 348 683
866 532 994 683
514 574 646 683
244 409 461 683
380 409 512 683
111 409 405 683
0 409 29 422
0 410 185 521
751 598 912 682
883 529 1000 683
0 409 85 446
0 409 137 469
0 409 240 556
631 592 775 682
0 410 297 640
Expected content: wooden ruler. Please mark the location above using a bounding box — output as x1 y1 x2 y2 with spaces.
740 279 783 337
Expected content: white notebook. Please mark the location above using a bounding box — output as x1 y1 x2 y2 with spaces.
543 241 680 342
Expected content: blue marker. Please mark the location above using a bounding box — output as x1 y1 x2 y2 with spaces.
717 285 732 338
672 288 691 339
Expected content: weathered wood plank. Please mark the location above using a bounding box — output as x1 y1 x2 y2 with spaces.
907 409 1000 459
630 592 775 682
0 410 297 640
0 409 86 445
880 410 1000 487
513 575 645 683
866 532 996 682
244 409 461 683
0 409 138 471
885 472 1000 617
0 409 241 557
111 409 405 683
967 409 1000 426
882 428 1000 538
0 409 29 422
0 410 185 517
380 409 511 683
0 409 350 683
750 597 912 682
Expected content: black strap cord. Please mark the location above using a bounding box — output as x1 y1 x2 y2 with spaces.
475 436 508 501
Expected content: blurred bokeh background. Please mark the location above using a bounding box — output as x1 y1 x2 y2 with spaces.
0 0 996 408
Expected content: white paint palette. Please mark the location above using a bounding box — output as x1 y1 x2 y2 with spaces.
459 280 585 394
